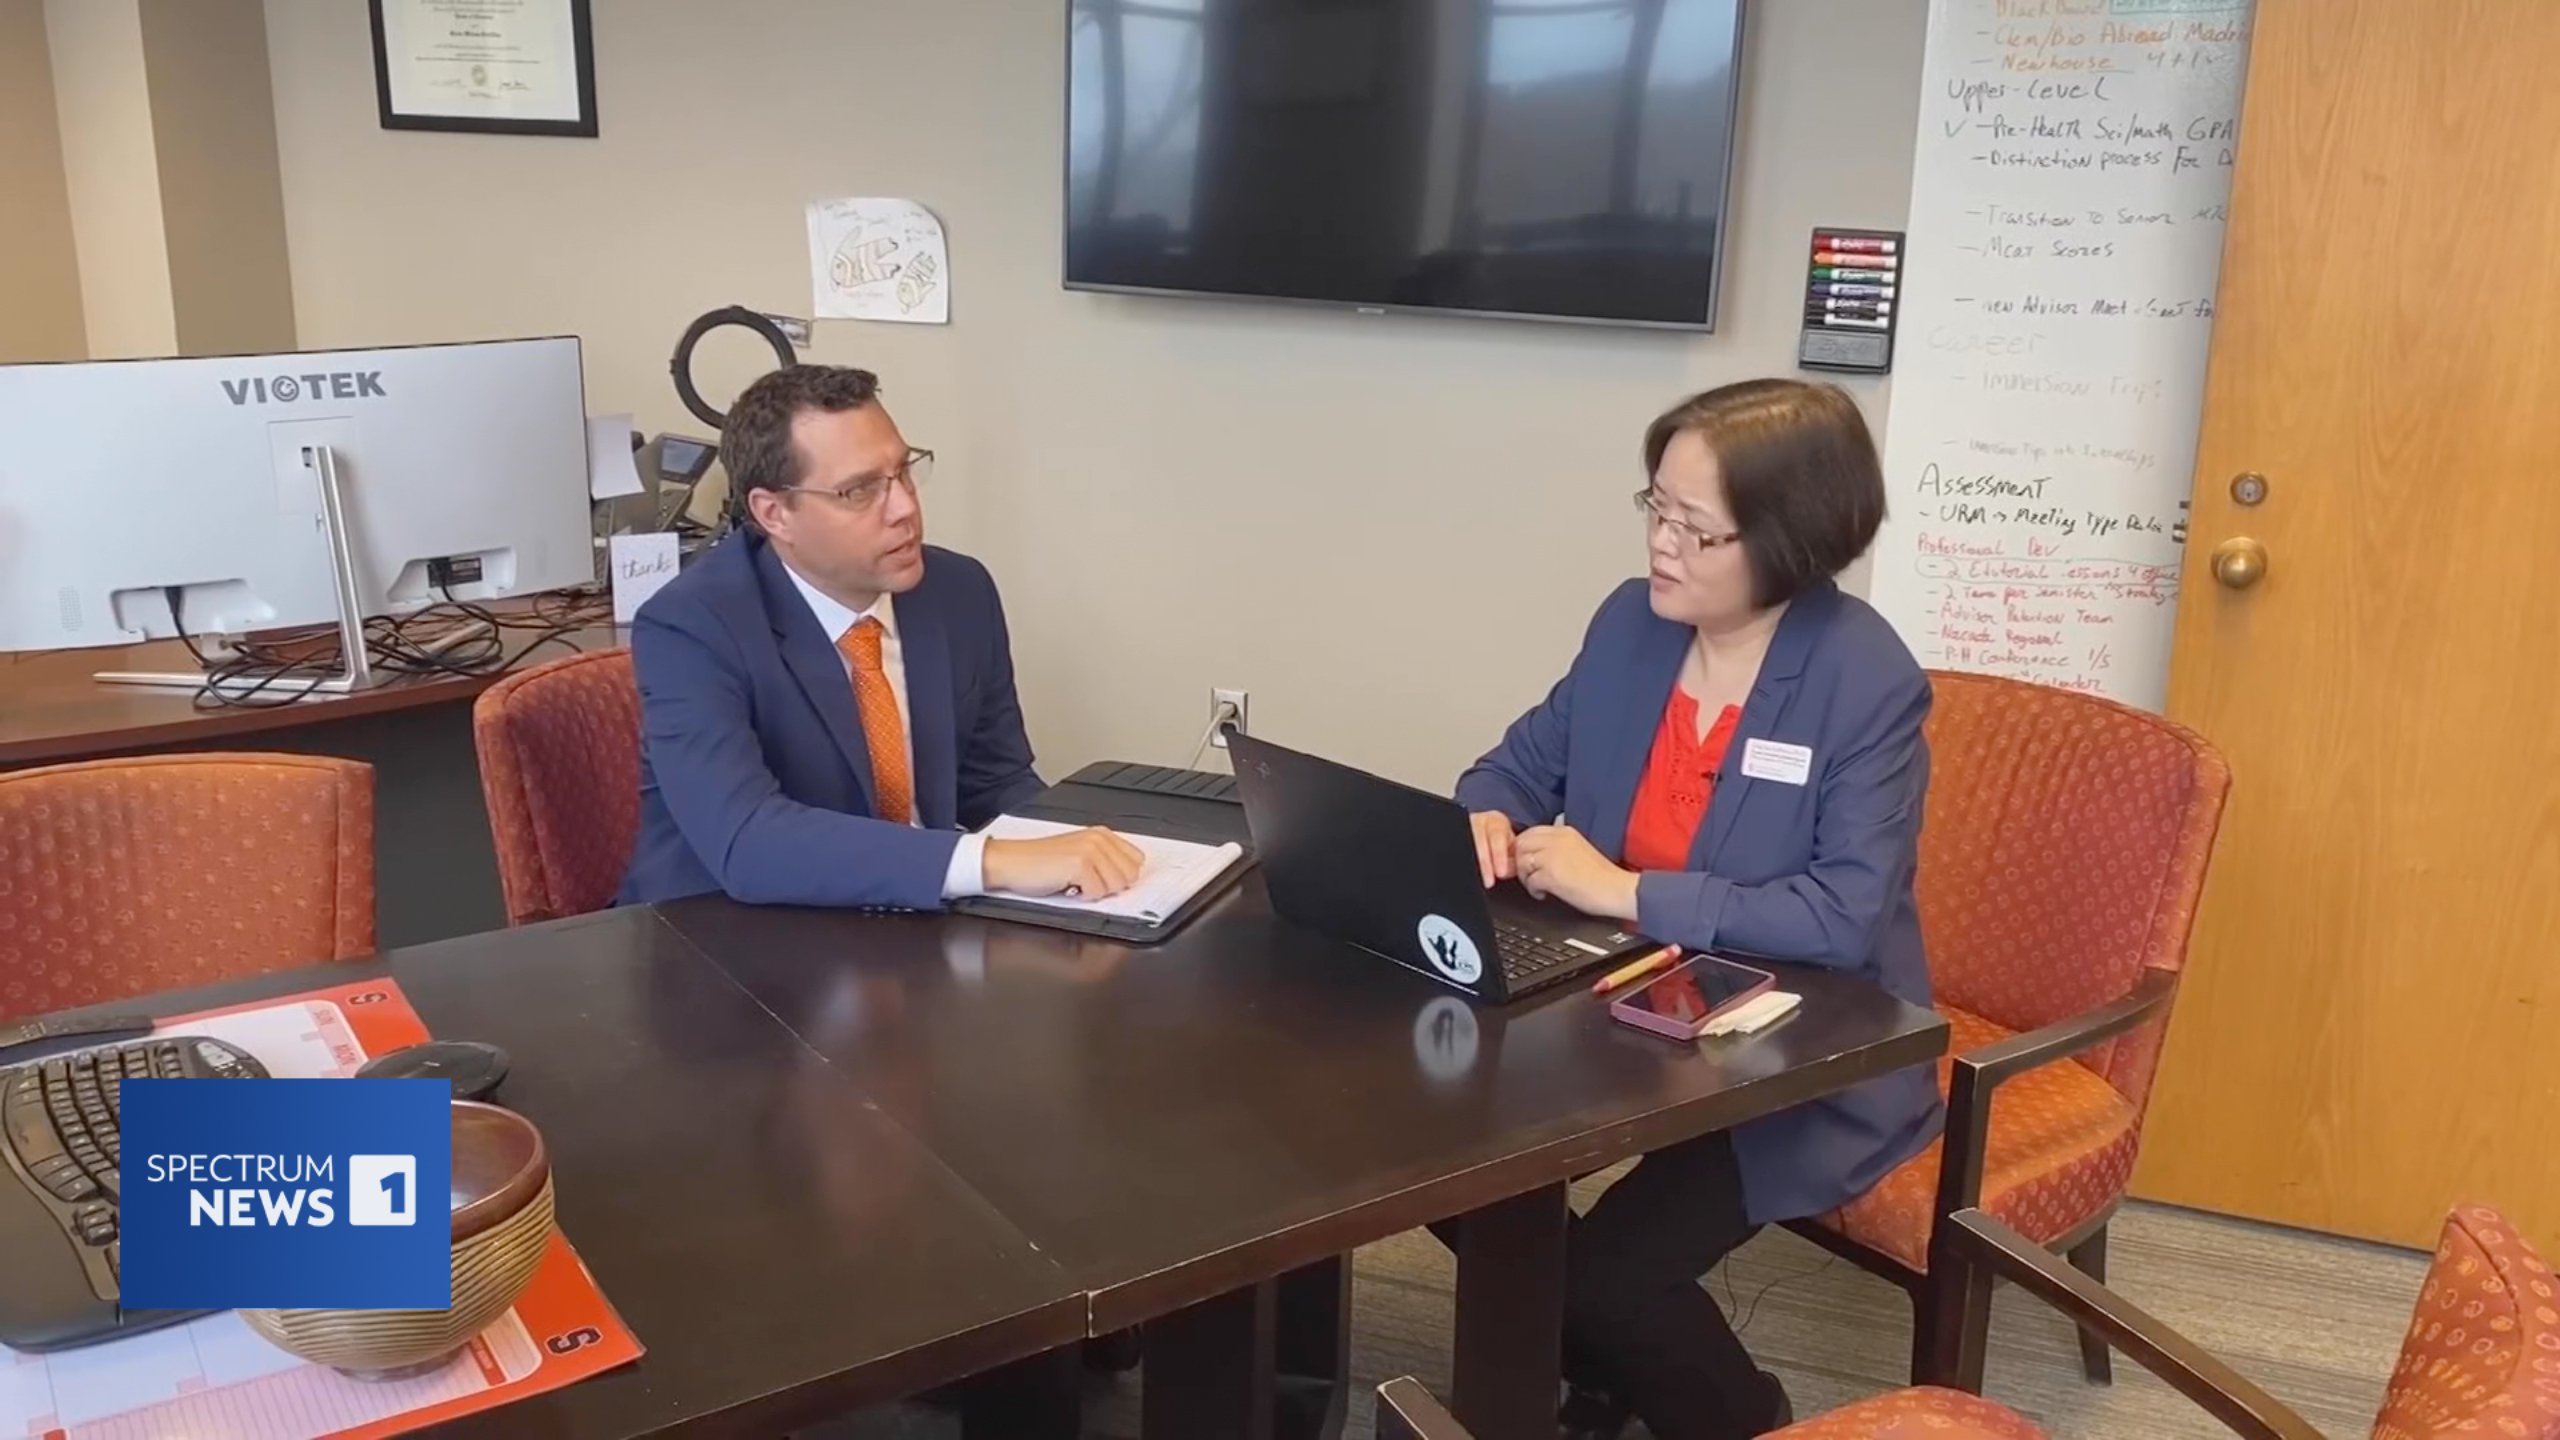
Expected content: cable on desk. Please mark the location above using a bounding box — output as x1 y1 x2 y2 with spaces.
171 588 613 710
165 586 340 711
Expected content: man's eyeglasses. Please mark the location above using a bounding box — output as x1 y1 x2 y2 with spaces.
1632 488 1742 552
783 448 935 512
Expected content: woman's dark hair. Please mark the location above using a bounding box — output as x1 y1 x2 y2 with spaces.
723 364 882 531
1642 379 1886 609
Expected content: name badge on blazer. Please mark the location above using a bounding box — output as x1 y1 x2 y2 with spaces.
1740 738 1814 786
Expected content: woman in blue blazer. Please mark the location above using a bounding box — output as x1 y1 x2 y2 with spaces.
1458 380 1942 1440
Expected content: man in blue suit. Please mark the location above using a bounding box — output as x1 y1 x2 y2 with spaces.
619 365 1142 910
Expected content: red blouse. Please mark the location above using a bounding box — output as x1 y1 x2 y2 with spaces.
1623 689 1743 874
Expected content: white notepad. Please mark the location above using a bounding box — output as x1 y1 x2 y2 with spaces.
977 815 1246 924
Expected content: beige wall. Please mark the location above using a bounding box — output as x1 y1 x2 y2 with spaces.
142 0 296 356
266 0 1928 788
31 0 294 361
45 0 176 358
0 0 85 362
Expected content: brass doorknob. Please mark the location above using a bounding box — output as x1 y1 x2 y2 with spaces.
2211 536 2268 590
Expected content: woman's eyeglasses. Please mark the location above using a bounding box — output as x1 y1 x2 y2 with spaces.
1632 488 1742 552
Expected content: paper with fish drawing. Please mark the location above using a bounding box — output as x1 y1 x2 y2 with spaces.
806 197 949 324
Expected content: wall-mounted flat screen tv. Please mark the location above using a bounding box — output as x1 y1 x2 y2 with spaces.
1065 0 1748 330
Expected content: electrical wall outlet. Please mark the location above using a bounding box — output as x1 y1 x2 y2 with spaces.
1210 687 1249 749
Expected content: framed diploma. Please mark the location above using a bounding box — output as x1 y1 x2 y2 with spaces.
368 0 598 137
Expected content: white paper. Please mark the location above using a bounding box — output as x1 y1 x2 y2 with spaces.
807 197 949 324
585 413 645 500
1704 990 1803 1037
609 533 680 624
978 815 1244 924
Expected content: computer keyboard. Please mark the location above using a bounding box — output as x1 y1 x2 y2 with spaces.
0 1035 266 1346
1062 760 1241 804
1491 919 1604 990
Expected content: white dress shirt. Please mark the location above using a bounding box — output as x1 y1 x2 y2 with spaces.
780 563 988 899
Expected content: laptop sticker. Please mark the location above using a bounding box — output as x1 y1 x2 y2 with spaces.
1417 914 1484 985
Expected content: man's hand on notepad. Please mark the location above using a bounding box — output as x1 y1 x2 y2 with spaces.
983 826 1147 899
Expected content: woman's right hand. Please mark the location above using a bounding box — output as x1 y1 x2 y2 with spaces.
1469 811 1519 888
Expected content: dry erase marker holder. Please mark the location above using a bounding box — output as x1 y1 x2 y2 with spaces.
1796 227 1904 375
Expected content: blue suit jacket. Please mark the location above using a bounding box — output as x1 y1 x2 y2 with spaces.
1458 579 1944 1224
617 531 1045 911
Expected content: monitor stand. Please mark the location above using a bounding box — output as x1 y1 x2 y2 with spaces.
94 444 377 697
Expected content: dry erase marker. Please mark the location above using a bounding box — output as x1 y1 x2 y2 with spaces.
1592 946 1680 996
1816 315 1893 330
1813 266 1898 283
1808 304 1893 321
1811 296 1895 312
1811 282 1897 299
1822 236 1898 254
1815 253 1899 272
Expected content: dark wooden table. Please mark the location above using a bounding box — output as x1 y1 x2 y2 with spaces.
0 623 619 947
39 878 1944 1439
662 880 1948 1440
84 907 1089 1439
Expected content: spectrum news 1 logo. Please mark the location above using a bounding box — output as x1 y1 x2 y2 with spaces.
119 1079 453 1310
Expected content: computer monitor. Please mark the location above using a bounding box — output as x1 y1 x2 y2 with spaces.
0 336 591 653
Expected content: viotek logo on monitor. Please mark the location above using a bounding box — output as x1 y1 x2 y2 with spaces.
219 371 387 405
119 1078 452 1310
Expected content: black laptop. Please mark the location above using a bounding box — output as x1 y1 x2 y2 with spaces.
1228 733 1655 1001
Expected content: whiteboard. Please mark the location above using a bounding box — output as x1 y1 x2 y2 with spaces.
1867 0 2255 709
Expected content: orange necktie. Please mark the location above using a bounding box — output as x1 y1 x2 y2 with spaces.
837 618 914 825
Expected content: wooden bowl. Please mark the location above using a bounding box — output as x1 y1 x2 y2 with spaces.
240 1101 555 1378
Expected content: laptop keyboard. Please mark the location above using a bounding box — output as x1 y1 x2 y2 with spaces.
1491 919 1602 988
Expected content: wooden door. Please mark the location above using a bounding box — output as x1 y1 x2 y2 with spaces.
2135 0 2560 1246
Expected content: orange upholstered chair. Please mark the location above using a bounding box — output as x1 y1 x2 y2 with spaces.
1389 1206 2560 1440
472 649 642 926
1776 1205 2560 1439
1788 672 2232 1386
1771 1388 2047 1439
2370 1207 2560 1439
0 753 374 1023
